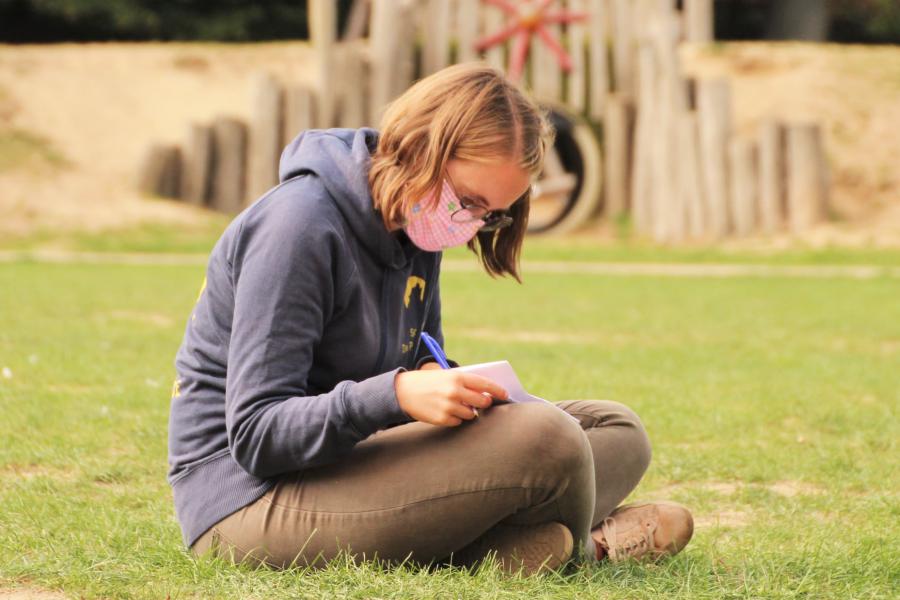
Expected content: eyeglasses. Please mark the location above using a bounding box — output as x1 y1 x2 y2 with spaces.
445 172 520 233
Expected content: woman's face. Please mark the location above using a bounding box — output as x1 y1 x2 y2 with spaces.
444 157 533 214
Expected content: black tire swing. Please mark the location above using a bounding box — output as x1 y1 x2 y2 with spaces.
527 101 603 234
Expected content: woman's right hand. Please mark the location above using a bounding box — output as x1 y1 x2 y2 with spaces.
394 369 509 427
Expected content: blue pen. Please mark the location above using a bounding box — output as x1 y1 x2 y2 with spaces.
420 331 478 418
420 331 451 369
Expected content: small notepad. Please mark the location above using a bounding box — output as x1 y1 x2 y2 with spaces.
452 360 581 424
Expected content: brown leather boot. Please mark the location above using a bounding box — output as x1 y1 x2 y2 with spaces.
591 501 694 562
447 521 574 576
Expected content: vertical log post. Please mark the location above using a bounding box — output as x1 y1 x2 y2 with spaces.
604 94 633 219
483 0 506 72
611 0 635 97
247 72 284 204
209 116 248 214
697 78 732 238
309 0 337 129
338 47 368 128
567 0 588 113
283 85 317 147
588 0 611 121
677 112 707 238
684 0 714 43
758 119 786 234
728 137 759 236
630 43 657 235
455 0 480 63
369 0 416 124
422 0 452 74
531 1 562 102
181 123 213 206
651 4 688 242
786 122 829 232
138 144 181 200
342 0 370 41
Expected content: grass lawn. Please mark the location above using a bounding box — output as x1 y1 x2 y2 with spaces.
0 253 898 598
4 220 900 266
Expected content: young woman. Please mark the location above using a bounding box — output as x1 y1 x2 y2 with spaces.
167 63 693 576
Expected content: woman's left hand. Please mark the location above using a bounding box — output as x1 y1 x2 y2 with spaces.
419 362 444 371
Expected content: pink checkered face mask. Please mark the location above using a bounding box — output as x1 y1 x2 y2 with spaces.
403 179 484 252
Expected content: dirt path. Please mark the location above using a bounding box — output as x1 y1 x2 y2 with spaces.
1 250 897 279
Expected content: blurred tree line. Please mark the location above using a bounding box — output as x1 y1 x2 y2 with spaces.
715 0 900 43
1 0 898 44
0 0 354 42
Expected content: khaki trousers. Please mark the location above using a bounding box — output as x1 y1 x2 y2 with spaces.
191 400 652 570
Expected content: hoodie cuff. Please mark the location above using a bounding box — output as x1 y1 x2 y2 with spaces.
342 367 414 436
415 356 460 370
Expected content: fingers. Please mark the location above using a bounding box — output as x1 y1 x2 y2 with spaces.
445 399 477 423
457 387 494 409
458 373 509 401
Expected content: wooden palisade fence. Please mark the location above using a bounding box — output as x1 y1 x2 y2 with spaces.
139 0 830 241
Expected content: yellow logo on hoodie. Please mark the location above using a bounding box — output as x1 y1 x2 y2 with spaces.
404 276 426 308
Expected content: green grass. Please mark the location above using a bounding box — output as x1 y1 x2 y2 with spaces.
1 258 898 598
3 218 900 267
0 218 233 254
0 128 69 173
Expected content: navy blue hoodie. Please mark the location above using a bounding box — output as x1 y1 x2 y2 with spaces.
167 127 457 548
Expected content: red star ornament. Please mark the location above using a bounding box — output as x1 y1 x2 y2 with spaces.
475 0 590 83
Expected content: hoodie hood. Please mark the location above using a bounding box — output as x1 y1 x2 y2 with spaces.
278 127 415 269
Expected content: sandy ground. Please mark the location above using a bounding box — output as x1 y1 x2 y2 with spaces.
0 41 317 237
0 41 898 244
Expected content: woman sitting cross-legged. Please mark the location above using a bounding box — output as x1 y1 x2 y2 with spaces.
166 62 693 576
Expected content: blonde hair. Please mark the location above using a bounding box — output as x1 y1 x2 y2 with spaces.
368 62 556 282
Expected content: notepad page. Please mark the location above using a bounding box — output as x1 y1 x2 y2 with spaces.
452 360 581 423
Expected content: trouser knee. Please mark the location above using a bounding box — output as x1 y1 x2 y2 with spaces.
611 400 652 475
490 402 594 482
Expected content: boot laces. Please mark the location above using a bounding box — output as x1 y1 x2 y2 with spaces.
599 515 657 562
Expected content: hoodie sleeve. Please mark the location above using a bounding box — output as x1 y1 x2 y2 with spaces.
224 198 411 480
413 255 461 370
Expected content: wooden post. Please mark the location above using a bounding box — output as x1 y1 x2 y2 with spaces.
651 4 688 242
209 116 247 214
684 0 714 43
337 46 368 128
758 119 786 234
697 78 732 238
283 85 317 147
309 0 337 128
369 0 417 124
531 1 562 102
247 72 284 204
588 0 611 121
483 0 506 72
567 0 588 113
604 94 633 219
728 137 759 236
455 0 480 63
786 122 829 232
422 0 452 74
342 0 370 41
611 0 635 97
137 143 181 200
677 112 706 238
181 123 213 206
630 43 657 235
